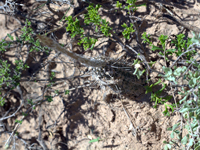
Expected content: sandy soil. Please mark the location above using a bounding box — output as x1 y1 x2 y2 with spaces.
0 0 200 150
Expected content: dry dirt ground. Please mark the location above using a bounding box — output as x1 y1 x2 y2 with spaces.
0 0 200 150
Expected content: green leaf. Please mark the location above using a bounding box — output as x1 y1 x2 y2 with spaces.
163 109 170 116
148 61 156 67
181 136 188 145
142 32 152 44
162 66 172 76
122 23 128 28
170 132 174 138
45 96 53 102
158 34 168 49
152 79 162 87
174 67 183 76
167 127 172 131
188 138 194 147
145 86 152 94
122 23 135 39
136 70 145 79
180 96 188 103
174 130 180 134
159 35 168 43
167 144 172 149
165 48 176 55
163 103 171 116
189 78 197 87
116 1 122 8
180 107 189 113
7 34 14 40
27 20 31 26
15 119 23 124
65 90 70 95
89 137 100 143
151 45 163 51
164 145 169 150
0 98 5 106
163 141 168 144
172 123 180 131
27 99 33 105
167 76 176 84
195 145 200 150
4 144 9 149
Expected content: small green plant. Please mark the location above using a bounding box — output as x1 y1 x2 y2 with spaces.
142 32 152 45
171 34 193 59
21 19 50 53
78 37 98 50
45 95 53 103
84 4 112 36
0 39 9 52
163 140 173 150
65 90 70 95
0 49 29 106
151 34 172 58
65 16 84 38
136 25 200 150
162 66 187 84
0 20 50 109
65 4 112 50
162 59 200 148
121 23 135 39
142 33 193 60
167 123 181 139
145 79 173 115
116 0 146 12
2 2 200 150
15 119 23 124
125 0 138 11
116 1 122 8
162 103 175 117
13 60 29 86
0 60 11 87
